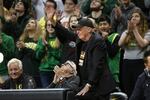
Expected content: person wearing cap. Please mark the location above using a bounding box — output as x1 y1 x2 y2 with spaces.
47 9 116 99
48 60 80 91
0 58 36 89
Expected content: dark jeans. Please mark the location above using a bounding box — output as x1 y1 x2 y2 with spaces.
40 71 54 88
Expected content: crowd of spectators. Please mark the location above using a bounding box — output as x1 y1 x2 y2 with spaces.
0 0 150 100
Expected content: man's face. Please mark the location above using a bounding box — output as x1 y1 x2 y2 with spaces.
8 63 22 80
15 1 25 12
44 1 55 13
90 0 101 9
64 0 76 13
76 26 91 41
98 21 111 32
145 56 150 70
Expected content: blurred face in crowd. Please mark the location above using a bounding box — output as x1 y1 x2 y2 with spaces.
145 56 150 70
130 12 141 26
44 1 56 14
77 26 92 41
8 62 23 80
9 9 18 22
90 0 102 11
69 16 78 30
26 19 37 31
121 0 130 5
98 21 111 32
64 0 76 13
15 1 25 12
46 20 55 34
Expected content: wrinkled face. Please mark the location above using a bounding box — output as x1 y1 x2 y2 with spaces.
69 16 78 30
145 56 150 70
15 1 25 12
46 20 54 34
64 0 75 13
90 0 101 9
77 26 91 41
26 19 36 31
8 63 22 80
130 12 141 25
98 21 111 32
60 64 73 74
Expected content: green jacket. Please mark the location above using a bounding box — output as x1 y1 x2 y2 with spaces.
107 33 120 83
36 36 62 72
0 33 15 75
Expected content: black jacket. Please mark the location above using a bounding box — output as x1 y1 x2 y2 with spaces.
0 74 36 89
54 23 116 95
54 23 77 64
130 69 150 100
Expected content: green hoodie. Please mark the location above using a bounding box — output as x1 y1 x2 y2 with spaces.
36 36 62 72
0 33 15 75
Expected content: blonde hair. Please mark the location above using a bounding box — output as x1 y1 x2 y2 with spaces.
19 18 42 42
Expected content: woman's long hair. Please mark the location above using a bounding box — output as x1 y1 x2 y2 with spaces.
19 18 42 42
125 8 148 47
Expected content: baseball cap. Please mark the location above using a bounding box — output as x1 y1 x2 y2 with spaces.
75 18 95 29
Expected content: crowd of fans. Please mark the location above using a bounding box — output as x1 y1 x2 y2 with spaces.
0 0 150 100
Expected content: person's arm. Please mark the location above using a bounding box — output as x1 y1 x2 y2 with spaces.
61 76 80 91
35 38 46 60
106 35 120 58
118 30 130 47
133 28 150 48
54 23 76 43
0 35 15 60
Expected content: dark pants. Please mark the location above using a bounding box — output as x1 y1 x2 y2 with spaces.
121 59 144 97
40 71 54 88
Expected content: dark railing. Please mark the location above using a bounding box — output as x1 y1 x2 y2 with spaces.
0 88 74 100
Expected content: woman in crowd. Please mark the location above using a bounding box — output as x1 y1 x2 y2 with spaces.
36 19 62 88
16 18 42 88
118 8 150 97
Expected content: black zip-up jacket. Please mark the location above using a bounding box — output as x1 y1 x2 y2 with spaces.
0 74 36 89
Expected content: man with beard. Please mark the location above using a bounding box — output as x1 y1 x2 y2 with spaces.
88 0 105 24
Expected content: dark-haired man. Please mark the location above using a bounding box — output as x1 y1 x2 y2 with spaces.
130 50 150 100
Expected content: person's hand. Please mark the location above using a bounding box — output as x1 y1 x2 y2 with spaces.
76 84 91 96
100 31 109 40
16 41 25 49
53 74 60 84
53 65 60 74
114 5 122 20
46 7 57 26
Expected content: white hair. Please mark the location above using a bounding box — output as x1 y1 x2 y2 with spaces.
7 58 23 69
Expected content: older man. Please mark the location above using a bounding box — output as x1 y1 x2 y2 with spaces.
47 8 116 99
0 58 36 89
